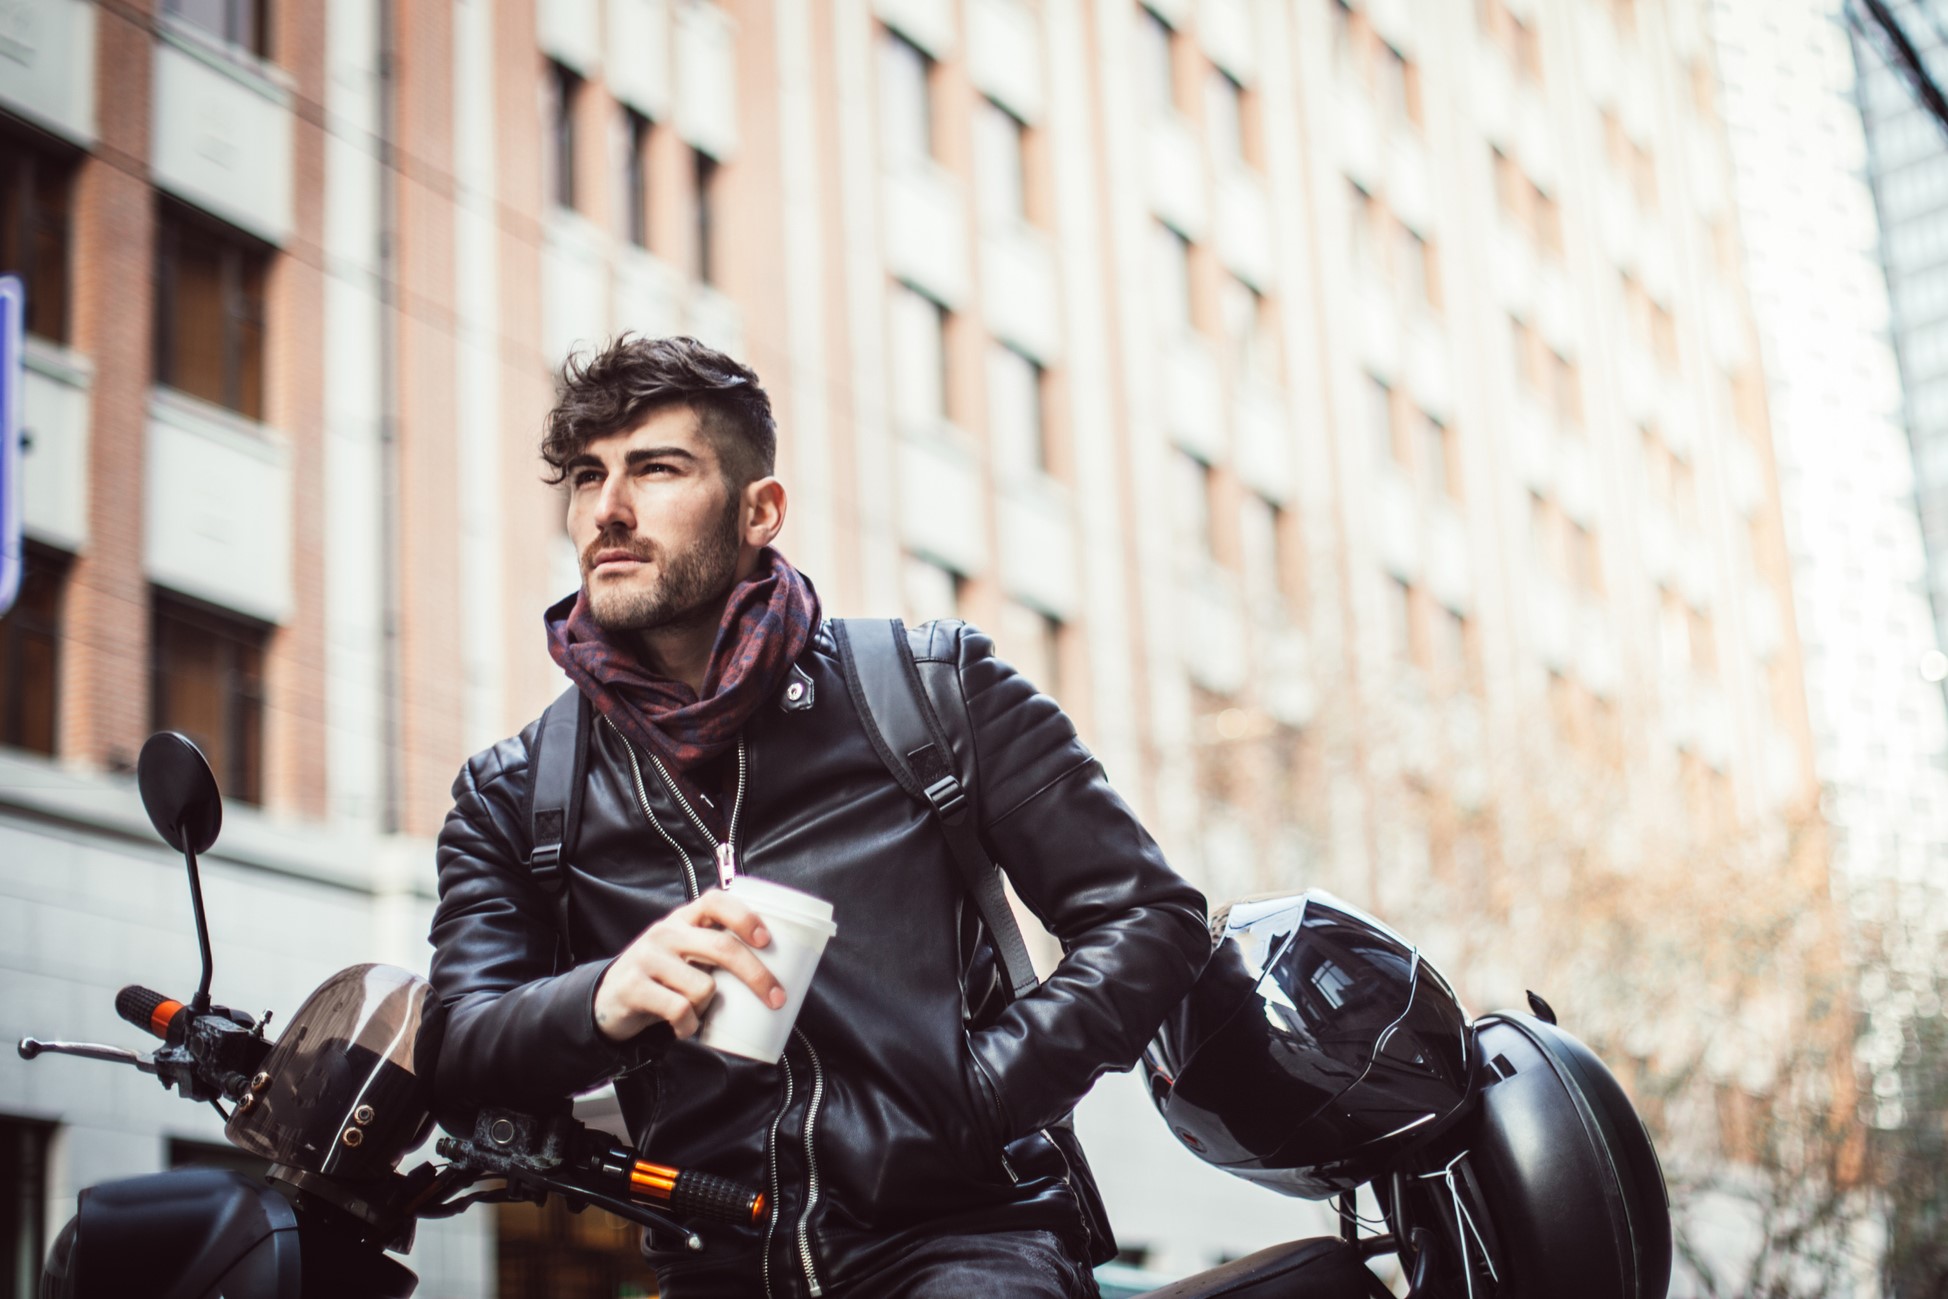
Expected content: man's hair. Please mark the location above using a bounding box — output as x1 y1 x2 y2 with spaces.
541 334 776 489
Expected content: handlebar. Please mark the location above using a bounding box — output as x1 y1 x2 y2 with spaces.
116 984 186 1039
435 1108 766 1231
628 1160 766 1226
30 985 767 1244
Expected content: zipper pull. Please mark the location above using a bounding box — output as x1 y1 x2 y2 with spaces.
716 841 737 890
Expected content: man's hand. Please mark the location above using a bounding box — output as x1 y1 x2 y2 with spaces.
594 891 788 1043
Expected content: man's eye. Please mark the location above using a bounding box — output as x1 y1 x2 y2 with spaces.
572 470 602 487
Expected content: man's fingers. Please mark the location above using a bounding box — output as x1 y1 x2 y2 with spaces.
683 890 772 949
677 926 788 1009
641 947 720 1010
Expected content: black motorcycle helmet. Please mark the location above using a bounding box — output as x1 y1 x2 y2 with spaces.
1142 890 1474 1199
1395 1011 1673 1299
1145 889 1673 1299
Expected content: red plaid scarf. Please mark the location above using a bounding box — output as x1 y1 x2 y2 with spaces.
545 547 820 835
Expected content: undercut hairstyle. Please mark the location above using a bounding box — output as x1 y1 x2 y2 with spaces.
541 334 777 489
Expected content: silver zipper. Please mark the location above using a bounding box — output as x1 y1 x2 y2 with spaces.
608 719 701 901
645 739 748 888
794 1027 826 1296
762 1056 794 1299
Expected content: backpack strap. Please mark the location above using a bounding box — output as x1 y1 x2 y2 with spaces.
831 617 1041 1002
528 685 590 897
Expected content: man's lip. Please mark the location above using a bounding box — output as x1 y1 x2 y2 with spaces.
591 551 647 569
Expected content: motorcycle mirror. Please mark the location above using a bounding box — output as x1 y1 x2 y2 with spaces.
137 732 223 1011
138 731 223 856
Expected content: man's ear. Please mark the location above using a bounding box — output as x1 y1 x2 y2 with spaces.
742 476 787 547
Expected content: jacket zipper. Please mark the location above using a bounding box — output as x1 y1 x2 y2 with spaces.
646 739 748 888
608 719 702 901
762 1054 794 1299
614 723 816 1293
793 1028 826 1296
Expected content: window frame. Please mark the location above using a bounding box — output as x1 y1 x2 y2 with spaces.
0 125 78 344
150 590 270 807
153 200 271 420
624 108 653 250
0 544 67 757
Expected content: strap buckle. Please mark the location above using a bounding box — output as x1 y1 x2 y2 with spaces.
922 774 969 825
530 809 566 891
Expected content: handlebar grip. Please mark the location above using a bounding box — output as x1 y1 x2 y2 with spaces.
668 1169 767 1226
116 985 185 1039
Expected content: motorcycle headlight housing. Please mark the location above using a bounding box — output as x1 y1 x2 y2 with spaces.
226 964 440 1181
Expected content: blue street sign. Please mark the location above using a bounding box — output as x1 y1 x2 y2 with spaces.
0 273 19 619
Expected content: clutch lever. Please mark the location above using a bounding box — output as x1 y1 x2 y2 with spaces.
19 1037 161 1074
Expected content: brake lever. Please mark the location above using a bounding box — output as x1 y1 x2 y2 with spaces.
18 1037 160 1074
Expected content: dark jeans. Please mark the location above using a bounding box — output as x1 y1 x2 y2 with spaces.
655 1228 1102 1298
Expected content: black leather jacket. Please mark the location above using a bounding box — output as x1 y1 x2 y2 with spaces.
428 621 1209 1296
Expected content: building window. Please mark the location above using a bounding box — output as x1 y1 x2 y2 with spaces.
1432 604 1474 690
879 30 936 165
973 97 1028 229
1366 373 1400 469
1205 69 1247 165
0 546 65 757
903 554 965 623
1549 349 1582 428
1534 186 1563 258
1414 408 1455 500
1136 5 1179 118
987 342 1047 477
1239 491 1288 606
1150 222 1194 337
545 61 580 211
1173 450 1216 560
1510 315 1540 392
1221 275 1275 385
164 0 271 59
1377 41 1421 129
1568 521 1603 595
999 599 1063 698
888 281 949 429
1480 0 1541 83
1348 182 1381 274
1386 576 1424 665
624 109 652 249
1 1118 51 1299
0 129 76 344
693 149 719 285
152 592 268 806
1396 222 1429 309
154 203 269 420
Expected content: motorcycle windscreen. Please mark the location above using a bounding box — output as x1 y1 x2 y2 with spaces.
226 963 438 1180
1155 893 1425 1182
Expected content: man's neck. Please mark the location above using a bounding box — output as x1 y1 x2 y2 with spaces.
635 610 723 694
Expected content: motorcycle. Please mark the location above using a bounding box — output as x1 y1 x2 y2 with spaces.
20 731 1673 1298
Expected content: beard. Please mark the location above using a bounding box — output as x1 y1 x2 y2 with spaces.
583 496 743 634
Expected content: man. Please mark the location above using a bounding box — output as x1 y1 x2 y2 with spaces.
430 335 1209 1298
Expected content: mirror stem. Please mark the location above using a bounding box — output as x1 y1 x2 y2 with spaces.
184 841 215 1013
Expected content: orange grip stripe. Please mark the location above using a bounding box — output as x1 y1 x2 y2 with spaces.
750 1192 766 1224
634 1161 679 1181
149 1000 183 1039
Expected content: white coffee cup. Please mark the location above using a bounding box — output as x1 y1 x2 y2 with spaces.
697 876 838 1064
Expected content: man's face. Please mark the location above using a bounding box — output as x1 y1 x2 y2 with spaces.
565 405 744 632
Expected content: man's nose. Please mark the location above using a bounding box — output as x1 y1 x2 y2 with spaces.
593 472 634 532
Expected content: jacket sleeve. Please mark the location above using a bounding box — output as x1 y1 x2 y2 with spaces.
427 733 664 1112
952 624 1212 1139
